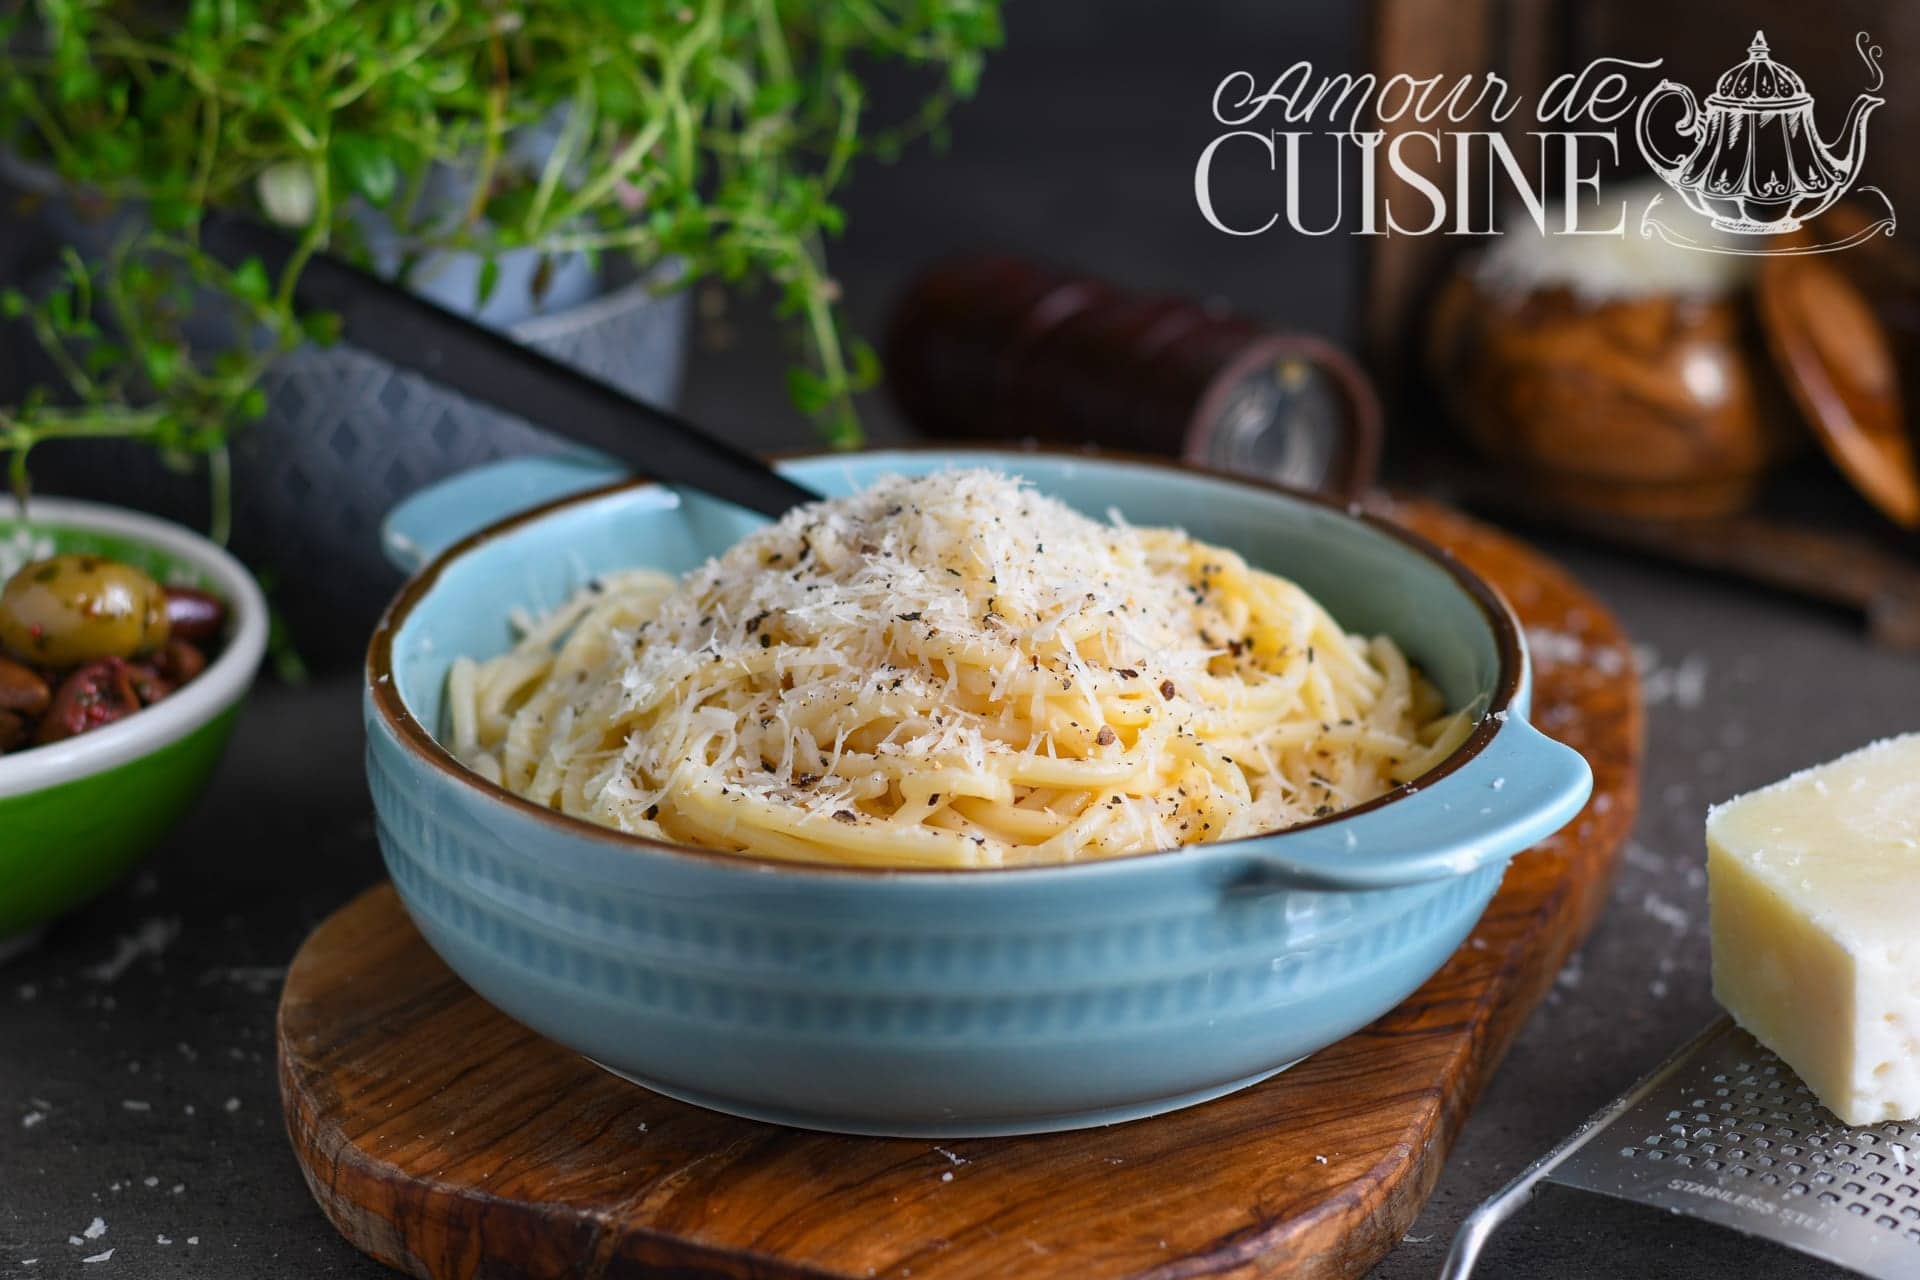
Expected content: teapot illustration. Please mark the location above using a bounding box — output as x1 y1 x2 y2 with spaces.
1635 31 1882 234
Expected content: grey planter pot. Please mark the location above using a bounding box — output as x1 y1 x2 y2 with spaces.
0 167 690 667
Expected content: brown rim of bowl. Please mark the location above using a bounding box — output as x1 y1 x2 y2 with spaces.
366 443 1526 879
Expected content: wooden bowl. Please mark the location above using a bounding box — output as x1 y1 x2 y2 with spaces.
1429 267 1796 519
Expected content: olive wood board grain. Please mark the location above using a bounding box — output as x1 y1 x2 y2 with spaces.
277 499 1644 1280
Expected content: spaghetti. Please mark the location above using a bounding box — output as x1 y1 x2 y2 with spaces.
446 470 1470 867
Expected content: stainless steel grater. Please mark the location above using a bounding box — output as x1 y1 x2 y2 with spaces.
1444 1017 1920 1279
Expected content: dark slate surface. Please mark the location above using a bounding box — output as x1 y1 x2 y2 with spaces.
3 3 1913 1277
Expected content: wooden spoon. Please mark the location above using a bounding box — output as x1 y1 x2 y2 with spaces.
1756 219 1920 529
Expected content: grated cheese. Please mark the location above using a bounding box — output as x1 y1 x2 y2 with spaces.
448 471 1468 867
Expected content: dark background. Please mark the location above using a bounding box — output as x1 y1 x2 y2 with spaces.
4 3 1915 1277
686 2 1360 456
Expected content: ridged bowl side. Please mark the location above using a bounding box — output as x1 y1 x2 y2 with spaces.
367 712 1503 1134
358 449 1567 1133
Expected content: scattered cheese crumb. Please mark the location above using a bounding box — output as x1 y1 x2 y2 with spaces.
1636 648 1708 710
201 965 288 993
82 1249 113 1263
223 1097 241 1113
84 917 181 983
83 1217 106 1240
1556 953 1584 989
1623 842 1667 873
1640 891 1691 932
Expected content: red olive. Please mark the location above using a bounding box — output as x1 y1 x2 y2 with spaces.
151 638 207 685
0 655 51 718
162 587 227 644
126 662 176 707
35 658 144 745
0 709 25 753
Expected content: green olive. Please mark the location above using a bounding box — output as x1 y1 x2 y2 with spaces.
0 554 172 668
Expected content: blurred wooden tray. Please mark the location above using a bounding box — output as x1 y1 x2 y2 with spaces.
276 499 1643 1280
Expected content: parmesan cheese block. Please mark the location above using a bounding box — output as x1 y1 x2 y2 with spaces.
1707 734 1920 1126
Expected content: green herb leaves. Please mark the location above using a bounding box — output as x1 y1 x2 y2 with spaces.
0 0 1005 517
334 133 400 208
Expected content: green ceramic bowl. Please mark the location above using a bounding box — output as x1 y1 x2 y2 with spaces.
0 498 267 952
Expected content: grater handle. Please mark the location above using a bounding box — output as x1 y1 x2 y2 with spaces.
1438 1018 1733 1278
1438 1168 1549 1279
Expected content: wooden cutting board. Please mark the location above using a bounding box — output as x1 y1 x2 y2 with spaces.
277 500 1643 1280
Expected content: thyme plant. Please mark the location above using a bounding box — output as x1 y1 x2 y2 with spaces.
0 0 1003 531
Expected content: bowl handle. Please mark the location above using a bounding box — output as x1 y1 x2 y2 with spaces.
381 454 627 574
1228 716 1593 892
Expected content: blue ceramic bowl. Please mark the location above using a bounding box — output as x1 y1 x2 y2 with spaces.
365 450 1591 1137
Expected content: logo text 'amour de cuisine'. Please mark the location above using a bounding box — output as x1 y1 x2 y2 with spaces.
1199 32 1894 254
1195 57 1664 238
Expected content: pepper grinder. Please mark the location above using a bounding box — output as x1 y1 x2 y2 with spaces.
885 256 1383 500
